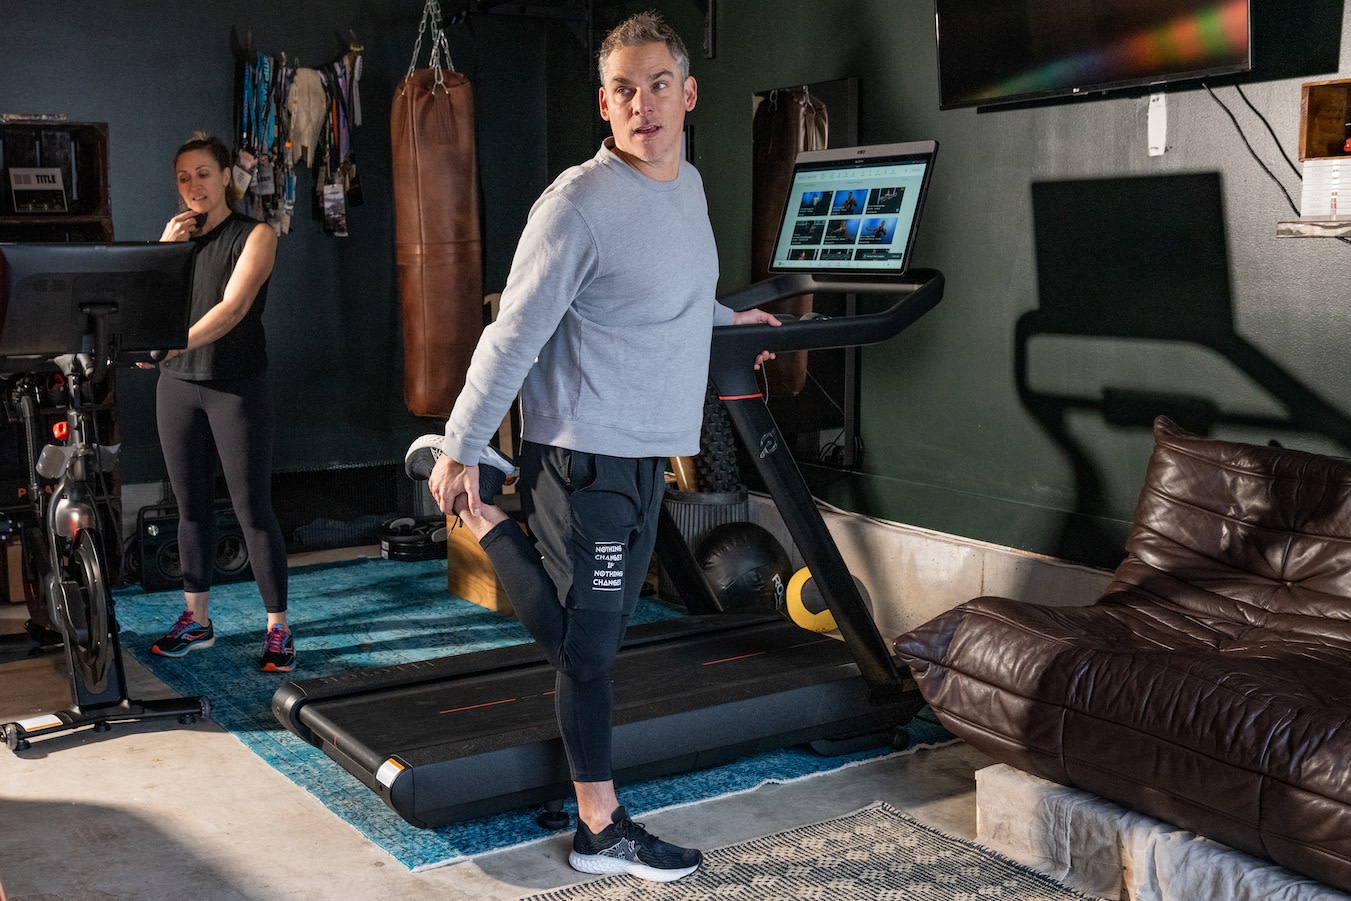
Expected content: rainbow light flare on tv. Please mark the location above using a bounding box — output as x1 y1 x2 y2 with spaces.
936 0 1251 109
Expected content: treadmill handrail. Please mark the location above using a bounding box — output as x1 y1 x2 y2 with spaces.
718 269 937 312
711 269 944 397
707 267 945 704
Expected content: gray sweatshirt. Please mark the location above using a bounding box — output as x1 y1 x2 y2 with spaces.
442 140 734 464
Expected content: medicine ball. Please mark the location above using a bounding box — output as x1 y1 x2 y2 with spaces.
694 521 792 612
786 567 871 633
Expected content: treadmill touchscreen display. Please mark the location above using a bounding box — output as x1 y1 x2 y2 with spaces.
768 141 936 277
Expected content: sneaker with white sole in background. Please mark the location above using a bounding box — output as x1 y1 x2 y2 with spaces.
259 624 296 673
150 610 215 657
404 435 517 503
568 807 702 883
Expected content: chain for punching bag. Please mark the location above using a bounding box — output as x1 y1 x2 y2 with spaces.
391 0 484 418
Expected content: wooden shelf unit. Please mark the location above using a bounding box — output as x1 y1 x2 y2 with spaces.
0 119 112 241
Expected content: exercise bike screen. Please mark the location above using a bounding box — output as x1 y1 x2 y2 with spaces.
768 141 936 277
0 241 195 360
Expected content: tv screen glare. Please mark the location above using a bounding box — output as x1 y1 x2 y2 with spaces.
935 0 1251 110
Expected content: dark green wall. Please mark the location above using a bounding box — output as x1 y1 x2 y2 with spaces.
4 1 1350 568
662 0 1351 567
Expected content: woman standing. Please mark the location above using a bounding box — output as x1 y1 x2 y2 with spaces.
147 133 294 672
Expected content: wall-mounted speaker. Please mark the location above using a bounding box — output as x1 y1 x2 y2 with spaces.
138 501 254 593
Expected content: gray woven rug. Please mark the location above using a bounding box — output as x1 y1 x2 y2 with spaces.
524 802 1093 900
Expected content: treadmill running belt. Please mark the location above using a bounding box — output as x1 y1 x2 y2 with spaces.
278 614 919 827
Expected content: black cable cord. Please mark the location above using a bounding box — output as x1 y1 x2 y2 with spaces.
1234 84 1302 179
82 377 120 548
818 426 848 465
778 367 864 467
820 430 864 468
1206 83 1351 246
804 367 846 418
801 366 869 467
1203 82 1301 217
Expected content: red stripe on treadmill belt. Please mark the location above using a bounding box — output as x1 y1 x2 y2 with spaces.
440 698 517 715
718 393 763 401
704 652 766 666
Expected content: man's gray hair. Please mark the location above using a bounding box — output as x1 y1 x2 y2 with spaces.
597 11 691 84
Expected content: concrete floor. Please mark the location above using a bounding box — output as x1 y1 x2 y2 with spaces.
0 549 991 901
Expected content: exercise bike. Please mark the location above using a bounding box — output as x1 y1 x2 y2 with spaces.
0 304 210 751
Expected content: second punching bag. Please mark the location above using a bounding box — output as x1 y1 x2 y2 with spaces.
751 88 828 398
391 11 483 419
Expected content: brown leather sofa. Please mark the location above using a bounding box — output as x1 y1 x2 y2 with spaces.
894 416 1351 893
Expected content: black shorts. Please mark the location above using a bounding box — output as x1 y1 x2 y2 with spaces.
519 442 665 614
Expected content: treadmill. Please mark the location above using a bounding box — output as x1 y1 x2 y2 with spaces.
274 141 944 829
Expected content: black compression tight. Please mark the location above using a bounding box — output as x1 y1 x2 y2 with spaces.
480 520 629 783
156 373 288 613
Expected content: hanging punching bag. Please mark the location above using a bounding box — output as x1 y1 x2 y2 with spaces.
751 88 828 398
391 7 483 419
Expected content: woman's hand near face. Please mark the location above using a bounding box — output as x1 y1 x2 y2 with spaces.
161 210 202 243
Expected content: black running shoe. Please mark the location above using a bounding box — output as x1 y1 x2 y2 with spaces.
569 807 701 883
260 625 296 673
151 610 215 657
404 435 517 503
475 445 517 503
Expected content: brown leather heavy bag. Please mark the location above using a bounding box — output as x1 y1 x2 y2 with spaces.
751 89 827 398
391 69 483 419
895 417 1351 893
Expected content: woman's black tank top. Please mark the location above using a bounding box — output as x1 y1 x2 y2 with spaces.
161 211 270 381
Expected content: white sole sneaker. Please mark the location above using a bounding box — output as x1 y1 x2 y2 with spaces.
404 435 518 503
567 850 698 883
404 434 443 481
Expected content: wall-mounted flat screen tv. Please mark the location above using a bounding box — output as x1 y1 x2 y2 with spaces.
935 0 1251 110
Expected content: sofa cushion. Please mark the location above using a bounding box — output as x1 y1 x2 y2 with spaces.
893 417 1351 893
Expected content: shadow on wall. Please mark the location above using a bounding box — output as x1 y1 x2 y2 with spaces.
1019 173 1351 567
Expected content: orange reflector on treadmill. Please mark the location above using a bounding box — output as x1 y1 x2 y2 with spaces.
15 713 62 733
375 758 407 788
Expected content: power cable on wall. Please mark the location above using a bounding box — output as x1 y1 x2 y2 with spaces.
1234 84 1302 179
1203 82 1351 247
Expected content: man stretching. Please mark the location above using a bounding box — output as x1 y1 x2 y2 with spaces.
408 11 777 883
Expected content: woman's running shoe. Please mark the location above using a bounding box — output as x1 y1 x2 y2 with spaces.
150 610 215 657
260 624 296 673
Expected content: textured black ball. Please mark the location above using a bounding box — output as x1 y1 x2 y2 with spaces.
695 521 792 612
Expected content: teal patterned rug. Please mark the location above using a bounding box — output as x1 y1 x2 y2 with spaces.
113 557 953 871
